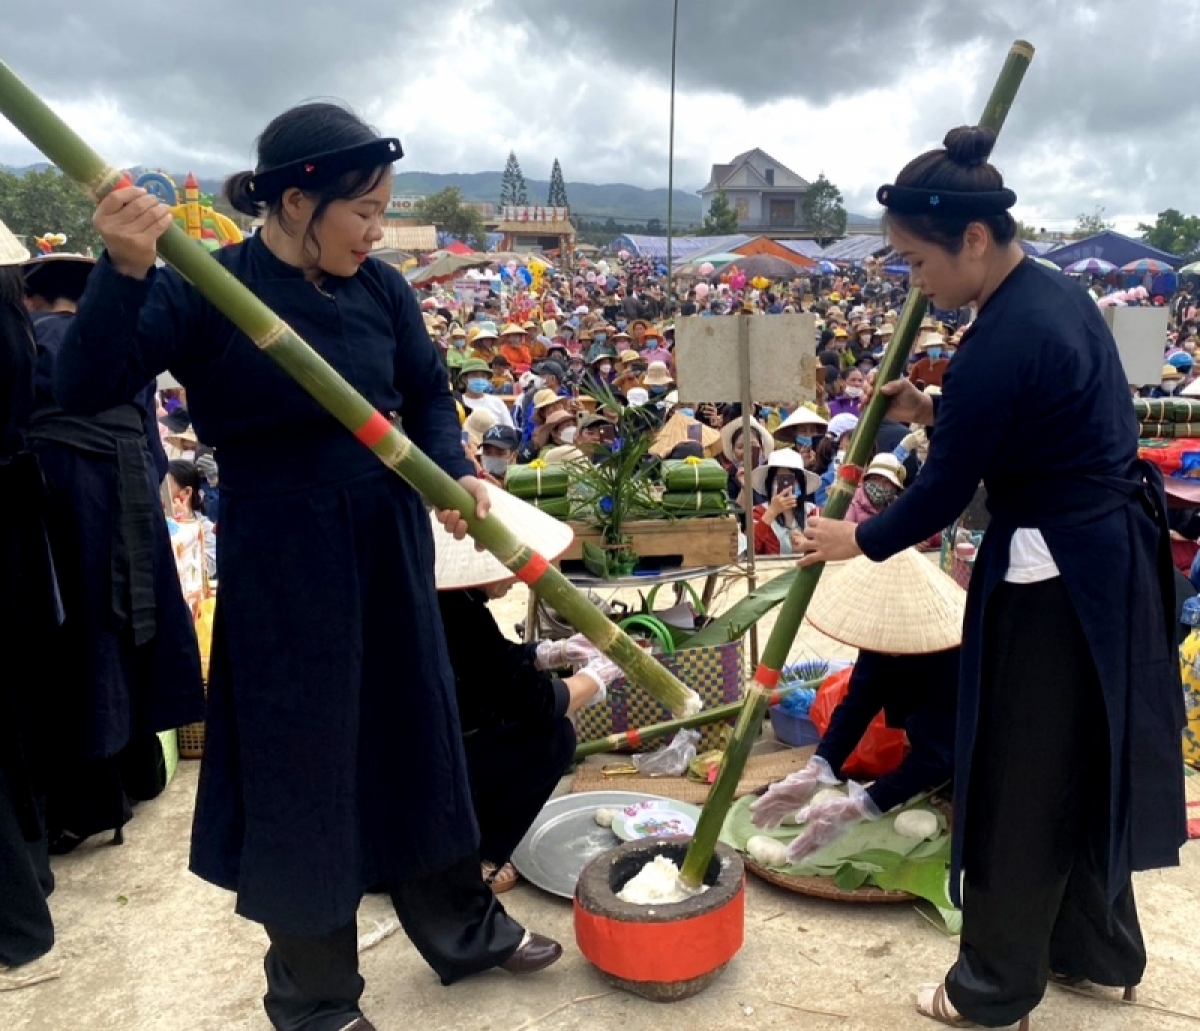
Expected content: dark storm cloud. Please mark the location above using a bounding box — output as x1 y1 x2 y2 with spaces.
509 0 1011 107
1 0 1198 222
0 0 439 169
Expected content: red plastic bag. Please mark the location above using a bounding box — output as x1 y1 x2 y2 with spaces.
808 667 908 780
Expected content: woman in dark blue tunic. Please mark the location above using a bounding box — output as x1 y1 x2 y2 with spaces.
0 230 64 989
57 104 560 1031
800 127 1186 1030
22 253 203 850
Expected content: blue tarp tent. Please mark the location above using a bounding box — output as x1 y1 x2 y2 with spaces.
1042 231 1181 270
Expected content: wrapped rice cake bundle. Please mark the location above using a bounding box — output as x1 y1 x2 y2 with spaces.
505 462 570 499
1174 423 1200 439
529 495 572 519
1134 398 1172 422
661 457 728 492
660 491 729 516
1173 398 1200 423
1139 422 1172 439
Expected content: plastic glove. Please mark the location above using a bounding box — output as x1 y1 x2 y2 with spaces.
576 654 621 708
535 633 600 671
784 783 881 863
750 756 839 830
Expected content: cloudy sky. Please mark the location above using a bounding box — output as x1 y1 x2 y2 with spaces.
0 0 1195 233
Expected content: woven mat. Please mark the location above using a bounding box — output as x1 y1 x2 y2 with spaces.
570 745 815 804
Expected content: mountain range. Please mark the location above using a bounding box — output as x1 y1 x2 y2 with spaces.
2 162 874 229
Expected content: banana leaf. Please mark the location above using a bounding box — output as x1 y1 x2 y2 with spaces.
680 567 799 648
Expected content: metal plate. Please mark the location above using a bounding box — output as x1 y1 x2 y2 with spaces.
512 791 691 899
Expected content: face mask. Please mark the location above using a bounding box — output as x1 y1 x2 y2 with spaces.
531 375 546 391
595 334 608 344
452 337 466 348
834 449 846 469
598 363 612 375
794 436 813 449
843 386 863 399
864 481 899 510
925 347 943 360
1162 380 1177 391
679 407 695 418
481 456 510 478
558 426 578 444
466 378 490 394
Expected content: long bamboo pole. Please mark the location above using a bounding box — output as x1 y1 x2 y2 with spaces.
679 40 1036 887
573 677 821 759
0 60 701 719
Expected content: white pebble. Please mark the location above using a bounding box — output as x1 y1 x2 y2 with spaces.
593 807 616 828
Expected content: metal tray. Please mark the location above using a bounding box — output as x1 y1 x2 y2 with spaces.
512 790 692 899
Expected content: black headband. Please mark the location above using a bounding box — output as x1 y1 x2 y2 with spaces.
876 184 1017 216
248 137 402 202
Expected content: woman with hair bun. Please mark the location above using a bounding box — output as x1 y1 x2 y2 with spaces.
56 101 559 1031
799 126 1185 1029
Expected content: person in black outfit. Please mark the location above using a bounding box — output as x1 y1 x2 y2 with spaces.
22 251 203 854
0 226 63 990
57 103 562 1031
801 126 1185 1030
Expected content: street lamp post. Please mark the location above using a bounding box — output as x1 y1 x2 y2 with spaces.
666 0 679 307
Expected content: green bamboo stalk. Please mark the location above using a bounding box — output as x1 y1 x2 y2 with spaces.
573 678 821 759
679 40 1036 888
0 59 701 719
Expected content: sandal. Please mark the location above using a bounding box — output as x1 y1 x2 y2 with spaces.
916 983 1031 1030
481 861 519 894
1048 972 1137 1002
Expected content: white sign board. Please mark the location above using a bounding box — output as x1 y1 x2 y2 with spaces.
674 314 816 405
1103 306 1169 387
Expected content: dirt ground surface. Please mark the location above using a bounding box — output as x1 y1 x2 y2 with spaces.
7 566 1199 1031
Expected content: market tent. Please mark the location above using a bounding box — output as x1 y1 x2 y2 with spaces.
407 253 492 286
1042 231 1181 270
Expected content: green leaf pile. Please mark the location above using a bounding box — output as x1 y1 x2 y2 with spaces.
720 790 961 931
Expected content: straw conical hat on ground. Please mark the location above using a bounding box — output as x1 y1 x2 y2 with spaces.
431 482 574 590
806 548 965 654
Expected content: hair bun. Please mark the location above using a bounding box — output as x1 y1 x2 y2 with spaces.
942 126 997 169
223 170 260 216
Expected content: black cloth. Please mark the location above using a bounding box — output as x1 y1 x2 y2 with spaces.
946 579 1145 1027
25 311 203 772
0 309 58 969
0 768 54 968
856 259 1186 905
57 237 478 937
437 590 575 864
816 649 957 813
264 855 523 1028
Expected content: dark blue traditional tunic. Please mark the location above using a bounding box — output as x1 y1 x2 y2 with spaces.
57 235 478 936
857 259 1187 905
26 310 201 763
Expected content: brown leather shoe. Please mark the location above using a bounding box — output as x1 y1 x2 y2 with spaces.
500 932 563 975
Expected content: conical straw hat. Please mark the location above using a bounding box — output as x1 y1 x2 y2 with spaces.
806 548 966 654
0 219 30 266
431 482 574 590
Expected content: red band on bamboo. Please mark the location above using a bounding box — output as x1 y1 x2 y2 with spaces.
514 552 550 585
353 411 391 448
754 664 781 688
837 464 864 485
625 728 642 750
574 889 744 982
114 173 133 190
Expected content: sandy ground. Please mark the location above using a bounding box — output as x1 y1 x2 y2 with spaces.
6 566 1199 1031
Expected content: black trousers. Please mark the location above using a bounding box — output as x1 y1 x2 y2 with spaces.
463 716 575 866
264 853 524 1031
946 578 1146 1027
0 767 54 967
